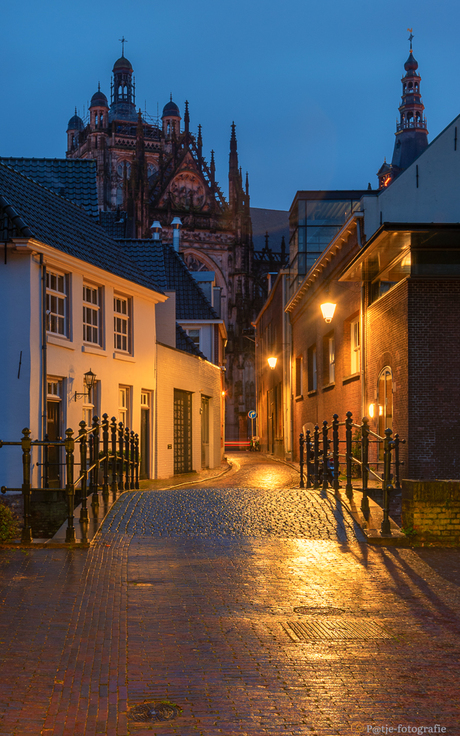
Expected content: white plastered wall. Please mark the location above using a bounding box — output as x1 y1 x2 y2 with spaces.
156 343 222 478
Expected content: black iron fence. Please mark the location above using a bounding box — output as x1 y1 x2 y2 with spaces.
0 415 139 544
298 412 405 534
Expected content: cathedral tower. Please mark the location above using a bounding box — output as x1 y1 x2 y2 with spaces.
378 31 429 189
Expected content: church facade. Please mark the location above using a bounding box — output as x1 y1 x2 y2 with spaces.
66 49 267 442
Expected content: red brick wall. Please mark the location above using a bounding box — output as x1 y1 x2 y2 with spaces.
366 279 409 475
289 228 363 461
407 278 460 479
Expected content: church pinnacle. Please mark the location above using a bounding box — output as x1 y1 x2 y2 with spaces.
377 31 429 189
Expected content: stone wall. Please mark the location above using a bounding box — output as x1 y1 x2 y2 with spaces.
402 480 460 544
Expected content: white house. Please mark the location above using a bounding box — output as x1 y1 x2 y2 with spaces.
0 162 224 489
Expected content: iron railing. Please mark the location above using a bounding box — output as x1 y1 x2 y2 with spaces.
298 412 405 535
0 415 139 544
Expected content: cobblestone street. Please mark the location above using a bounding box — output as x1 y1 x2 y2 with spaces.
0 454 460 736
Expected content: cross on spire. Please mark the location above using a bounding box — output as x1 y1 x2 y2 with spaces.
407 28 414 50
119 36 127 56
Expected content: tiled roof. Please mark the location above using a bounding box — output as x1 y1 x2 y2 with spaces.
0 158 99 219
175 324 207 358
99 210 128 238
117 239 219 320
0 163 163 295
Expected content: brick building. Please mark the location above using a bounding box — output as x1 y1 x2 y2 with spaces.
255 41 460 482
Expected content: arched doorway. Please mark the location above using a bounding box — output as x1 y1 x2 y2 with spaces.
378 367 393 458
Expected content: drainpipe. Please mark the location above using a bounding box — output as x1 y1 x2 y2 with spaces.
40 255 47 487
356 218 366 420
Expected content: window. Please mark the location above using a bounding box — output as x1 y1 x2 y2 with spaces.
328 335 335 384
114 295 131 352
307 345 317 392
119 386 130 427
83 381 99 428
351 319 360 375
83 284 102 345
186 329 201 350
295 356 303 397
46 270 68 336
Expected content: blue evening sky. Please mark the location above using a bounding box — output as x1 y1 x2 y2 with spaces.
2 0 458 210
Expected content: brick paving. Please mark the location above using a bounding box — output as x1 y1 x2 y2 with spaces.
0 454 459 735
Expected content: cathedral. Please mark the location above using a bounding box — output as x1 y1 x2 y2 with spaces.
66 46 278 442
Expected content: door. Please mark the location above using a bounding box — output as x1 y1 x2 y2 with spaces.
46 379 62 488
140 391 151 479
174 389 192 474
201 396 210 468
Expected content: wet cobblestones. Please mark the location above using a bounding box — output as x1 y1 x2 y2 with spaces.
0 455 459 735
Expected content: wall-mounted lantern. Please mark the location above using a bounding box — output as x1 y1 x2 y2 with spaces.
267 357 277 370
74 369 97 402
320 302 337 324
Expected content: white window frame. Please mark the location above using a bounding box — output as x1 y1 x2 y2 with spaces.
328 335 335 384
82 380 99 428
351 319 361 375
295 356 302 398
46 270 68 336
186 328 201 350
114 295 131 353
83 284 102 346
308 345 317 392
119 385 130 427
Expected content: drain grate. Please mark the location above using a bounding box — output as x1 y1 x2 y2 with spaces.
293 606 344 616
282 619 391 641
129 702 179 722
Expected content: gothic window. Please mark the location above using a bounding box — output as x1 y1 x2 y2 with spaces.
116 185 123 206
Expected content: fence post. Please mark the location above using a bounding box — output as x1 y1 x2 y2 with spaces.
322 420 329 491
306 430 312 488
393 433 405 491
381 428 393 535
110 417 118 498
332 414 340 494
102 414 109 502
117 422 124 491
313 425 320 489
64 428 76 544
21 428 33 543
134 433 139 490
361 417 370 516
299 433 305 489
78 421 89 539
345 412 353 500
91 416 100 514
130 431 135 490
124 427 130 490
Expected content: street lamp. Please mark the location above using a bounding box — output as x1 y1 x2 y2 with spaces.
267 356 277 370
320 302 337 324
74 369 97 402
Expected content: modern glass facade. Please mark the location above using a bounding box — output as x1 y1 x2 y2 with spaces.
288 191 373 300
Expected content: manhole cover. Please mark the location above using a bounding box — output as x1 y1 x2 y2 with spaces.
128 580 166 586
129 702 179 722
293 606 344 616
282 619 391 641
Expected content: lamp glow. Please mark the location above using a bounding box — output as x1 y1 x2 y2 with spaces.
267 357 277 370
320 302 337 323
369 403 375 418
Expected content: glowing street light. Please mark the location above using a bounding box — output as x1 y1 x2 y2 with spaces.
267 357 277 370
320 302 337 324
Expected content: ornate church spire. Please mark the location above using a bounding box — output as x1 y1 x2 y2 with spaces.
378 31 429 189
